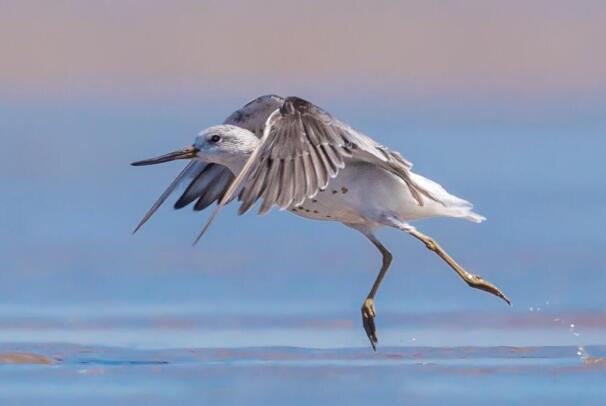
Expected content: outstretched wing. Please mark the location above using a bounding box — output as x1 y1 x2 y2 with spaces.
234 96 440 215
237 97 354 214
133 95 285 232
132 160 203 233
173 163 234 211
224 94 285 134
191 96 441 243
172 95 285 211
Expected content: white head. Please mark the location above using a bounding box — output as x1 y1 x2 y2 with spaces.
194 125 258 168
131 124 259 173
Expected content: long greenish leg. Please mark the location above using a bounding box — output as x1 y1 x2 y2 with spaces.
405 226 511 305
359 231 393 351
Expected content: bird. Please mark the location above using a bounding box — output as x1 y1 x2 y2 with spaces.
131 94 510 350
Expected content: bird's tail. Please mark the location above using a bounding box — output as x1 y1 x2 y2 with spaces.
410 173 486 223
461 210 487 223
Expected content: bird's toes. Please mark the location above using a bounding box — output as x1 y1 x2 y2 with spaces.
361 298 378 351
467 275 511 306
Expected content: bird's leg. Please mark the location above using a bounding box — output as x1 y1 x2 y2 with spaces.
359 231 393 351
404 226 511 305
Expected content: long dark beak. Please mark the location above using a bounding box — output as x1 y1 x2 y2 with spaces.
131 146 198 166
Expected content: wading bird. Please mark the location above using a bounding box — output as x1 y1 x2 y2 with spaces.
132 95 510 350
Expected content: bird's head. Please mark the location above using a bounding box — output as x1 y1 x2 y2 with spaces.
194 125 259 163
131 125 259 170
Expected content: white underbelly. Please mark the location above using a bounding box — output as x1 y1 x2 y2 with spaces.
287 177 367 224
286 161 419 225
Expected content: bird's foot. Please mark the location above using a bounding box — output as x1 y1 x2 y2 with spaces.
464 273 511 305
361 298 378 351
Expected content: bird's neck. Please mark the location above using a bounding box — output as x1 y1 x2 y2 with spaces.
219 154 251 176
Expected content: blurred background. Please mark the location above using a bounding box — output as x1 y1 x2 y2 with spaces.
0 0 605 350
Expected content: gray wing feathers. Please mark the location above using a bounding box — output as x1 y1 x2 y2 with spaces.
132 160 202 233
136 94 441 239
173 163 235 211
314 110 441 206
174 95 285 213
237 97 354 215
193 167 233 211
224 94 285 135
174 163 215 209
236 96 442 215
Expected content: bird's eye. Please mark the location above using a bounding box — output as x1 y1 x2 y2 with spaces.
209 135 221 143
